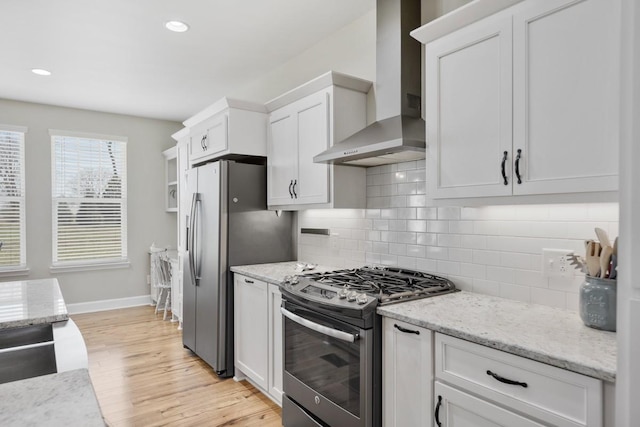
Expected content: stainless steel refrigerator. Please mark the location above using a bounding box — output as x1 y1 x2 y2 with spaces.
183 160 293 377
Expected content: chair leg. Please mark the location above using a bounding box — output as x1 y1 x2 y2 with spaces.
163 289 171 321
155 288 163 315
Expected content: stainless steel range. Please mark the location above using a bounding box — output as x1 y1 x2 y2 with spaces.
280 266 458 427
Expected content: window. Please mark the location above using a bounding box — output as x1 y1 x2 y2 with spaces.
0 125 26 271
51 130 127 268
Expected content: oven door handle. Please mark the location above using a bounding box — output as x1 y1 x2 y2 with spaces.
280 307 359 343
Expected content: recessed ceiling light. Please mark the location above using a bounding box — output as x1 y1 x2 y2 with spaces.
31 68 52 76
165 21 189 33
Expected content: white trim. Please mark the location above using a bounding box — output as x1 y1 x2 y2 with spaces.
48 128 128 142
50 260 130 273
66 294 151 315
0 267 30 278
0 124 28 133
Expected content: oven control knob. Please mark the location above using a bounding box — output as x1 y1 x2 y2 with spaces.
338 288 349 299
314 396 320 405
347 291 358 302
356 293 368 305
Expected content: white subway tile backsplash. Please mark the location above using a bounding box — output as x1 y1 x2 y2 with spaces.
427 220 449 233
486 266 517 284
438 207 461 220
407 195 426 207
473 279 501 297
397 256 417 269
298 162 618 309
460 262 486 279
406 169 425 182
407 220 427 232
397 183 417 195
417 207 437 220
417 233 438 246
448 248 473 263
373 220 389 231
472 250 501 266
389 243 406 256
388 220 407 231
406 245 426 258
438 234 461 248
417 258 438 272
396 208 417 219
437 260 461 275
531 288 566 309
427 246 448 260
500 283 531 303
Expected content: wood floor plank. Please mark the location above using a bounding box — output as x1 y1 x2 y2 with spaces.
73 306 282 427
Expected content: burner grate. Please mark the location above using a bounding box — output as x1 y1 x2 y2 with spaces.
301 266 457 305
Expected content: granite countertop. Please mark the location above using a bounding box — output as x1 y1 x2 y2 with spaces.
0 278 69 329
378 291 617 382
0 369 105 426
231 261 337 285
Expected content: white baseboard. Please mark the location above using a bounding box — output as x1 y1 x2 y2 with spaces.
66 294 152 314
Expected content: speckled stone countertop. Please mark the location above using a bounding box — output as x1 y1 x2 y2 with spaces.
0 278 69 329
231 261 337 285
378 291 617 382
0 369 104 426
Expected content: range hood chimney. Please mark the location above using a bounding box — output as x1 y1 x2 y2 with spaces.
314 0 424 167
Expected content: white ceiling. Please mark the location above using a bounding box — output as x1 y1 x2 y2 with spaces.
0 0 374 122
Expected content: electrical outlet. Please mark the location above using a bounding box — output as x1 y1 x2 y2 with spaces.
542 249 574 278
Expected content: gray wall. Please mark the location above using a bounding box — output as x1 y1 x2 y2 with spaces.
0 99 181 304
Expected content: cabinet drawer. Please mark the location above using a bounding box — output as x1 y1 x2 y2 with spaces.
435 333 602 427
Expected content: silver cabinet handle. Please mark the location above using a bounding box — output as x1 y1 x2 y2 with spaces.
280 307 359 343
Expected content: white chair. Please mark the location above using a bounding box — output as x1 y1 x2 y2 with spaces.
151 251 172 320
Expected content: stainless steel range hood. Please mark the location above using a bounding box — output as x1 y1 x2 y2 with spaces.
314 0 424 167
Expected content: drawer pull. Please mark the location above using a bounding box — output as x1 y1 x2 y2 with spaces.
434 395 442 427
394 324 420 335
244 279 254 284
486 370 528 388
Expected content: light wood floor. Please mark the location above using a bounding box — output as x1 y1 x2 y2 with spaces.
72 305 282 427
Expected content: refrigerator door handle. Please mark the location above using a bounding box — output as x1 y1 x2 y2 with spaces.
188 193 200 285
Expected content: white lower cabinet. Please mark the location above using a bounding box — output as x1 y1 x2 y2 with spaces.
382 324 605 427
434 381 545 427
233 274 283 405
435 333 603 427
382 318 433 427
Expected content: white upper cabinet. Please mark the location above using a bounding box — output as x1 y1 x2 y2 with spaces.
512 0 620 195
418 0 620 201
426 11 513 199
266 71 372 210
185 97 267 166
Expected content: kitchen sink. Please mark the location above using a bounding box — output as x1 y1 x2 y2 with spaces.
0 324 57 384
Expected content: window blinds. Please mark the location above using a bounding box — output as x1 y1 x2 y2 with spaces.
51 133 127 265
0 128 25 269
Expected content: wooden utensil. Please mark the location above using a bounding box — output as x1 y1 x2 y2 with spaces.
599 245 613 279
595 227 612 249
585 241 602 277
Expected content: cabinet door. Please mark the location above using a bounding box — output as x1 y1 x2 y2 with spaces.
267 106 298 206
294 90 330 205
426 12 513 199
434 382 546 427
189 114 228 163
383 318 433 427
512 0 620 195
234 275 268 390
268 284 283 404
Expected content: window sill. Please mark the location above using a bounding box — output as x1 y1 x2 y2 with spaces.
0 267 30 278
50 260 130 274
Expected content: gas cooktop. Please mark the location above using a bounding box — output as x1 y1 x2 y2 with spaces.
283 266 458 310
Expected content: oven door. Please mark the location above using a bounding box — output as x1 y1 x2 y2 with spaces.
281 300 373 427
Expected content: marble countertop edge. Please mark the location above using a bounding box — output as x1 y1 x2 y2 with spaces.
379 308 616 382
